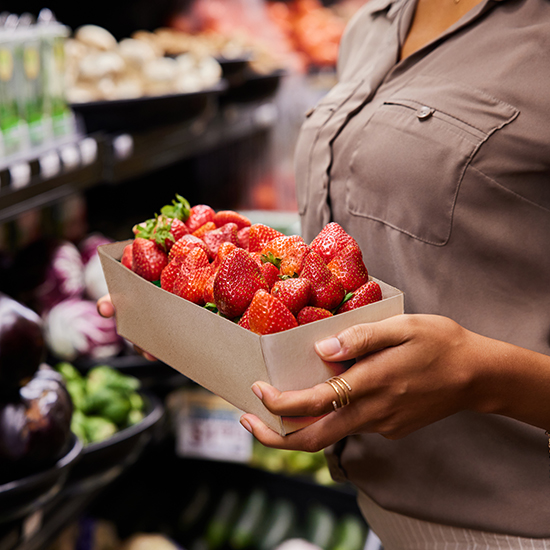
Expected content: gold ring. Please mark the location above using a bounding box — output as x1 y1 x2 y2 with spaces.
325 376 352 411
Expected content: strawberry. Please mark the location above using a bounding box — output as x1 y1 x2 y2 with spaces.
212 242 238 272
132 238 168 281
261 261 281 290
202 223 239 260
297 306 333 325
238 306 251 330
271 278 312 316
213 248 269 318
160 255 185 293
310 222 360 264
121 244 133 269
172 247 212 305
237 226 251 250
134 215 189 253
213 210 251 230
186 204 216 233
248 224 284 253
203 273 216 304
260 235 309 277
300 250 345 310
193 221 216 239
248 289 298 335
337 280 382 313
327 244 369 293
169 234 210 262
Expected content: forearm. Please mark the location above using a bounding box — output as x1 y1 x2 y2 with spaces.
469 332 550 431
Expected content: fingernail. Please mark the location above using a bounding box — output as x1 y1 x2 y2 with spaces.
316 337 341 357
240 417 252 433
251 384 263 400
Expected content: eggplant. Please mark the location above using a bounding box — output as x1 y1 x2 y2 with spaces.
0 292 45 398
0 366 73 483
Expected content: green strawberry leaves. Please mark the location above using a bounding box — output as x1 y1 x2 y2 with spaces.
161 194 191 221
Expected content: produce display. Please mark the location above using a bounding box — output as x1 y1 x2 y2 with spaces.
0 293 74 484
65 24 224 103
55 362 145 445
120 194 382 335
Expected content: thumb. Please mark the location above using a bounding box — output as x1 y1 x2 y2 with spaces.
314 315 407 361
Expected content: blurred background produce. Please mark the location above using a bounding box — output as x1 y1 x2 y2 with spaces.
0 0 376 548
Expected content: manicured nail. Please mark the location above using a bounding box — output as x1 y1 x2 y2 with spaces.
251 384 263 400
240 417 252 433
316 337 341 357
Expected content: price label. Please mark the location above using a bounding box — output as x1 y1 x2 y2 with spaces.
172 388 252 463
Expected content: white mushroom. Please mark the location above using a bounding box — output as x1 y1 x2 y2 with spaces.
75 24 118 51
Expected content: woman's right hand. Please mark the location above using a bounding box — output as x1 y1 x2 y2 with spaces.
96 294 157 361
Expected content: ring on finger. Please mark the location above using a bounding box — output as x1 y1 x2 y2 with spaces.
325 376 352 411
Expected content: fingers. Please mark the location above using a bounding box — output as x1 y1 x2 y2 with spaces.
252 380 343 417
315 315 409 362
133 344 157 362
97 294 115 318
240 410 352 452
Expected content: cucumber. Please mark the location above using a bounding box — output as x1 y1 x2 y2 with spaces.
204 490 241 549
258 498 297 550
178 484 212 534
304 505 337 550
229 488 269 549
330 514 368 550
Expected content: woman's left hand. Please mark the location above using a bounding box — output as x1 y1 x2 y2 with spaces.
240 314 489 452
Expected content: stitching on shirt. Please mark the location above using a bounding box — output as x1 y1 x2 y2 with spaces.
469 164 550 215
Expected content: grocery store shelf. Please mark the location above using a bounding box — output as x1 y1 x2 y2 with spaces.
0 101 278 225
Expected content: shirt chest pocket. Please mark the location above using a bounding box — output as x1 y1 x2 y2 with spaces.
346 75 518 245
295 80 363 216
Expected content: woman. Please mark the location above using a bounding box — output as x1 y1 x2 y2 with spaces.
99 0 550 546
237 0 550 546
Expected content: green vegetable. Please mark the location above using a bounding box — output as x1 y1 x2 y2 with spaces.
330 515 368 550
85 416 118 443
229 489 269 549
305 505 337 550
204 490 241 549
257 499 297 550
56 362 84 383
86 365 140 395
127 409 145 426
83 387 132 425
70 409 89 444
66 379 87 410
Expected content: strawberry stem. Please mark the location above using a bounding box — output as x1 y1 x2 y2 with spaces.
161 194 191 221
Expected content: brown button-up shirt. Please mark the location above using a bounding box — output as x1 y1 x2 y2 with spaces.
296 0 550 537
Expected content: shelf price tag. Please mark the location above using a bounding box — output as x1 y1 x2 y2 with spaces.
9 162 31 189
170 388 253 463
39 150 61 178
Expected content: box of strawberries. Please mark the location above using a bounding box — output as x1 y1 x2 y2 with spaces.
98 195 403 435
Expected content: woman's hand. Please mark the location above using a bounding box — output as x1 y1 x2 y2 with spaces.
240 314 490 452
96 294 157 361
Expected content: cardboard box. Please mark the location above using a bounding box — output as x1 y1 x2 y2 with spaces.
99 240 404 436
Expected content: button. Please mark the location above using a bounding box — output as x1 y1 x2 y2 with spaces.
416 106 434 120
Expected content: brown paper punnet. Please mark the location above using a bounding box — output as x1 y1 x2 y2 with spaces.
99 240 404 435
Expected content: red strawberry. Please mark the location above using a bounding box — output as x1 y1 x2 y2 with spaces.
213 248 269 318
297 306 333 325
248 224 284 253
260 235 309 277
186 204 216 233
132 238 168 281
248 289 298 335
202 223 239 260
193 221 216 238
310 222 360 264
172 247 212 305
212 242 238 271
169 234 210 262
271 278 312 316
238 306 251 330
134 215 189 253
160 255 185 293
203 273 216 304
300 250 345 310
337 280 382 313
327 244 369 293
121 244 133 269
213 210 251 230
261 262 281 290
237 226 251 249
